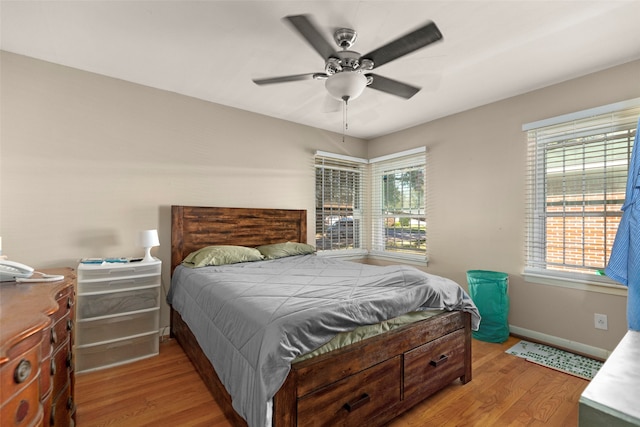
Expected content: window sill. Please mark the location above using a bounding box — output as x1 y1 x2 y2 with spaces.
367 251 428 267
523 269 627 296
316 249 368 261
316 250 428 266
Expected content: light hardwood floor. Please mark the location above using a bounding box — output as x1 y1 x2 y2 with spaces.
75 336 588 426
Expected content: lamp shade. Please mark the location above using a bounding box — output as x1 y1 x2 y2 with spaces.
138 229 160 248
138 229 159 262
325 72 367 101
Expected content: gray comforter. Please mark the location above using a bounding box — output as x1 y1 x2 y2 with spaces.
167 254 480 427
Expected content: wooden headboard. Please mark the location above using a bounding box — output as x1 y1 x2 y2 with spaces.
171 206 307 274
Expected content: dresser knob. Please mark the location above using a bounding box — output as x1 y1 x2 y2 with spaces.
14 359 32 384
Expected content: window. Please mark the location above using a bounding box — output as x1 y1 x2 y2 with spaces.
315 152 365 252
524 99 640 282
371 148 427 261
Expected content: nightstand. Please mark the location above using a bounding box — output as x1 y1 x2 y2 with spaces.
74 259 161 373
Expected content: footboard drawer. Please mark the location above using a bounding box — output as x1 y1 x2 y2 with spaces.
297 356 401 427
404 329 466 399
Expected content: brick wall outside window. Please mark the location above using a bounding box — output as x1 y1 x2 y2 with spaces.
545 193 624 273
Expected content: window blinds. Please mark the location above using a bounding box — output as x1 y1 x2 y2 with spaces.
315 153 366 251
525 101 640 276
370 148 427 259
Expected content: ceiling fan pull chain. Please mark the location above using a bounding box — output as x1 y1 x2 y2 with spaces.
345 99 349 131
341 96 349 143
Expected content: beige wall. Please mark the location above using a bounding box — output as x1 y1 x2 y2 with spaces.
0 51 368 329
2 50 639 352
367 59 640 352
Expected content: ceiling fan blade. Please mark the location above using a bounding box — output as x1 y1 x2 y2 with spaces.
284 14 336 60
366 74 421 99
361 21 442 69
252 73 318 85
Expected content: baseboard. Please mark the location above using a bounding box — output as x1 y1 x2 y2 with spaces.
509 325 612 361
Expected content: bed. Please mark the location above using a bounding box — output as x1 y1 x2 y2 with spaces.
169 205 478 427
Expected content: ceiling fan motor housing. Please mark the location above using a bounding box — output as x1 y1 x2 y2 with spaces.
325 51 374 75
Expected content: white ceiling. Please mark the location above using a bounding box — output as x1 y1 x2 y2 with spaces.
2 1 640 139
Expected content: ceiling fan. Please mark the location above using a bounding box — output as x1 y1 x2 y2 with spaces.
252 14 443 103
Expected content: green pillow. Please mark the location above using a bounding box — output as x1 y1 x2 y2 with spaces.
256 242 316 260
182 245 264 268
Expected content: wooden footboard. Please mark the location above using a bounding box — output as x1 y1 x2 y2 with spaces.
171 307 472 427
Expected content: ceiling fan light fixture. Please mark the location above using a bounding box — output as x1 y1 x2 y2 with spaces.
325 72 367 101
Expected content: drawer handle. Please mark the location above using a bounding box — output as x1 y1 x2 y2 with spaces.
14 359 32 384
51 358 57 376
343 393 370 412
67 319 74 331
51 328 58 344
430 354 449 367
67 297 74 309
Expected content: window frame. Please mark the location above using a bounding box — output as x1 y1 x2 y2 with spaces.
523 98 640 293
370 148 427 263
314 148 427 264
314 151 367 257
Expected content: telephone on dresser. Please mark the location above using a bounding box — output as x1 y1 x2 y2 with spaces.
0 260 64 283
0 259 34 281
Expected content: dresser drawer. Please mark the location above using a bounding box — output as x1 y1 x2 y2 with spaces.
77 273 160 294
76 308 160 346
297 356 401 427
77 286 160 319
51 288 73 323
40 342 53 401
404 329 466 399
50 338 72 399
51 311 73 351
0 374 42 427
0 333 41 403
49 383 73 427
76 332 159 373
78 262 161 281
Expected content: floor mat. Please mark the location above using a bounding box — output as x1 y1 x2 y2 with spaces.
505 340 603 380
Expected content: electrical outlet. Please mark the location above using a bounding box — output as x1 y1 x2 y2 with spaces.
594 313 608 330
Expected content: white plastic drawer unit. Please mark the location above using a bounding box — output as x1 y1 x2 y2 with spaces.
75 307 160 346
75 332 160 373
78 261 161 281
76 258 162 372
77 273 159 294
77 286 160 319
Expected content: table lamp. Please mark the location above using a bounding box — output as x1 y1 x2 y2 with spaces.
138 229 160 263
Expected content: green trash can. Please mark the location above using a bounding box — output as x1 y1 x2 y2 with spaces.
466 270 509 343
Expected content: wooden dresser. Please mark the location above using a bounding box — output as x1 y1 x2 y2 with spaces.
0 268 76 427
